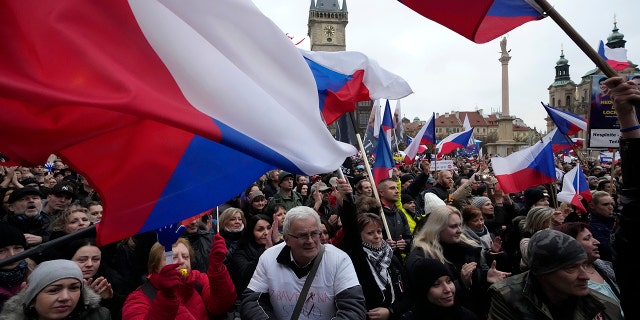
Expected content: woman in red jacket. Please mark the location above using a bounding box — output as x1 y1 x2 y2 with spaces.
122 233 236 319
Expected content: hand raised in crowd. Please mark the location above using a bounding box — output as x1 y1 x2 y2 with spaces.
605 76 640 115
460 261 477 289
156 262 183 298
271 215 282 244
419 158 431 173
209 233 227 271
487 260 511 284
334 177 352 207
86 276 113 299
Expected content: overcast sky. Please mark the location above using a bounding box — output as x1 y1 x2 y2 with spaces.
253 0 639 132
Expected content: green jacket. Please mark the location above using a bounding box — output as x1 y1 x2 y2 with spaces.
488 271 623 320
267 190 303 212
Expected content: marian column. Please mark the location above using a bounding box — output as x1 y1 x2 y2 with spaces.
487 37 523 156
497 37 515 144
499 37 511 116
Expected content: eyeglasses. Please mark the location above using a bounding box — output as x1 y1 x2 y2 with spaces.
287 231 321 240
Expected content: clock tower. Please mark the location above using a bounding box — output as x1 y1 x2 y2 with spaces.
308 0 347 52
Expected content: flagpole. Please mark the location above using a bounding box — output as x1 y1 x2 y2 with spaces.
534 0 618 78
561 134 589 169
348 112 393 240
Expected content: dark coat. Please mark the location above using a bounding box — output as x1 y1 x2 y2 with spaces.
339 196 411 317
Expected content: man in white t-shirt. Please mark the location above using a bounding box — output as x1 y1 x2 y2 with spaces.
240 206 366 319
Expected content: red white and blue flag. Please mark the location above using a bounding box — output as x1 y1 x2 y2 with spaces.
0 0 357 245
436 128 474 157
557 164 592 213
597 40 630 71
542 128 572 153
398 0 545 43
301 50 413 125
542 103 587 136
491 140 556 193
403 113 435 164
373 125 395 187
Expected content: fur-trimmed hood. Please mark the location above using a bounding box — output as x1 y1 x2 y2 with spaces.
0 286 102 320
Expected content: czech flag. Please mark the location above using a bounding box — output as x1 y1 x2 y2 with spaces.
598 40 630 71
373 125 395 187
398 0 545 43
301 50 413 126
542 128 572 153
491 140 556 193
436 128 474 157
557 164 592 213
0 0 357 245
542 103 587 136
403 113 435 164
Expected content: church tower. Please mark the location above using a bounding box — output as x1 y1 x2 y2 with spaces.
547 48 580 134
308 0 348 52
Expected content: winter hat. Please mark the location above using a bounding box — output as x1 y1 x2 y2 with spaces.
278 171 295 185
7 186 43 204
524 186 549 208
423 192 446 214
528 229 587 275
401 193 415 205
24 259 83 304
408 258 452 298
470 196 491 209
248 190 265 202
400 174 415 185
0 224 27 249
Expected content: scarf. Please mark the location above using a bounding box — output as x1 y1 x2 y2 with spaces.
362 241 392 290
0 260 28 286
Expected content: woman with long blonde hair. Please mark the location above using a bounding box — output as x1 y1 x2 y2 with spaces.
406 205 509 319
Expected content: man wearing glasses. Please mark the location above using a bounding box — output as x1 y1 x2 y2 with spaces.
240 204 366 319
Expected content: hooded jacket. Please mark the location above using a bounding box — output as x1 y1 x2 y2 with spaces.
0 286 110 320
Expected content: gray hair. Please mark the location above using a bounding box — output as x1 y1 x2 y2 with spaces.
282 206 321 235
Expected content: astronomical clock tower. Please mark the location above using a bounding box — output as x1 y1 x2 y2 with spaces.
308 0 373 141
308 0 347 52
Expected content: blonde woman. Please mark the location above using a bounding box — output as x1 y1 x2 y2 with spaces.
217 207 246 255
406 205 509 318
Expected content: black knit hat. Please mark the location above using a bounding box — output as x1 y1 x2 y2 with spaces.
524 186 549 208
408 258 452 301
401 193 415 205
0 224 27 248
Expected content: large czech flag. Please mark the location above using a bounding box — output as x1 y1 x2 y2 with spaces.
0 0 357 245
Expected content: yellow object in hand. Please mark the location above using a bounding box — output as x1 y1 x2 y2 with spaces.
180 268 188 277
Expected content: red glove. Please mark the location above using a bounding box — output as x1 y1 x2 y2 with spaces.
209 233 228 270
154 263 182 298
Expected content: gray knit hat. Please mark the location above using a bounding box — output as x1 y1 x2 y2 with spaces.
470 196 491 209
528 229 587 275
24 260 83 304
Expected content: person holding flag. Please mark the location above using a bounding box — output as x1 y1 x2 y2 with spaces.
605 76 640 318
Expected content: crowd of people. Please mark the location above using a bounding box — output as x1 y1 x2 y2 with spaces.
0 76 638 319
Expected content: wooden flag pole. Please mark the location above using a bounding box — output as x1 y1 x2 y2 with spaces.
348 112 393 240
561 134 589 169
534 0 618 77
